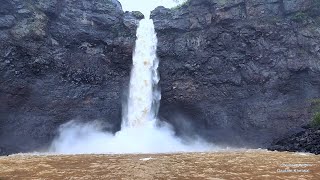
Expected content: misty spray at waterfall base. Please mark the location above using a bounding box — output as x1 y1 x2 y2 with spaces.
49 18 215 154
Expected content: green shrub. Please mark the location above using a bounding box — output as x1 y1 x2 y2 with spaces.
132 11 144 20
171 0 191 10
312 112 320 127
292 12 308 22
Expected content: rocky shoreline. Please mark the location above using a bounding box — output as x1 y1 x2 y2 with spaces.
269 125 320 155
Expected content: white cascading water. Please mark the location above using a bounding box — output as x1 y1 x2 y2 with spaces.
123 18 160 128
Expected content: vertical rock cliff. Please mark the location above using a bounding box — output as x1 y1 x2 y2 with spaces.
1 0 320 155
0 0 140 155
151 0 320 147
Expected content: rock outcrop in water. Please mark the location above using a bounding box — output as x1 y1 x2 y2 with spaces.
151 0 320 147
269 125 320 154
0 0 140 155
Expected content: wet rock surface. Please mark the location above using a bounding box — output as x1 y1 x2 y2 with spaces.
151 0 320 148
269 125 320 154
0 0 139 155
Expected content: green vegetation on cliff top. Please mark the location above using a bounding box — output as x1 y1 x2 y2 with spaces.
171 0 190 10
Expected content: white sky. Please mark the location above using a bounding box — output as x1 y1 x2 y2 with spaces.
118 0 185 17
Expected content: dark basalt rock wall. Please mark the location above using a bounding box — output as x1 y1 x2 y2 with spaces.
1 0 320 155
151 0 320 147
268 125 320 154
0 0 140 155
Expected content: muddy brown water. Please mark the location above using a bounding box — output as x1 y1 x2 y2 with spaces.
0 150 319 180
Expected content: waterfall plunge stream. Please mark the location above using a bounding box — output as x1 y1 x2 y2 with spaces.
49 15 214 154
123 18 160 128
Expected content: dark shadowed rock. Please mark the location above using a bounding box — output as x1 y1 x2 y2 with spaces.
0 15 15 28
268 126 320 154
131 11 145 20
0 0 140 155
151 0 320 148
283 0 312 14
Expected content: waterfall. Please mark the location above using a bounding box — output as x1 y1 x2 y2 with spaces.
123 18 161 128
49 13 213 155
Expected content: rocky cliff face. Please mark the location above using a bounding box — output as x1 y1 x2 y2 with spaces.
0 0 140 155
151 0 320 147
269 125 320 154
1 0 320 155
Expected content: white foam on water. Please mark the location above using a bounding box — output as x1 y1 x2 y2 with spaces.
49 120 217 154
